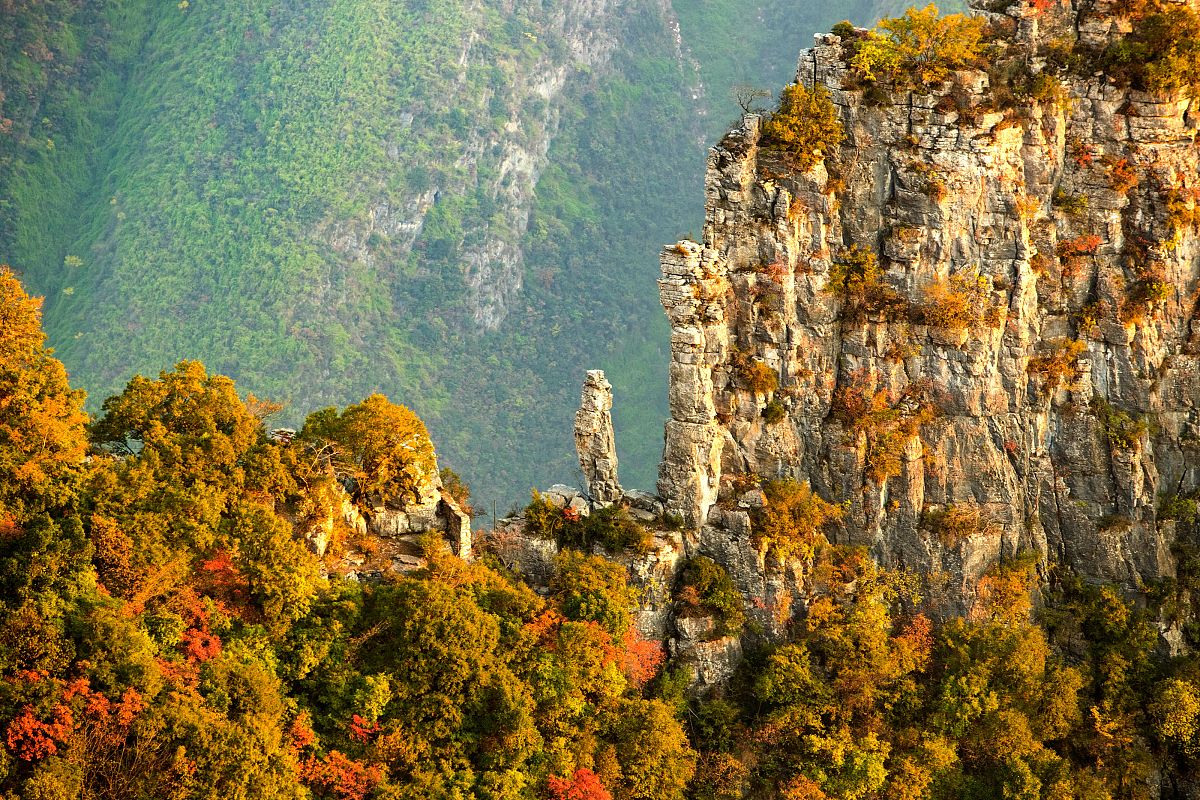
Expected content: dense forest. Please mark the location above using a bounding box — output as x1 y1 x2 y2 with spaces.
0 0 902 506
5 239 1200 798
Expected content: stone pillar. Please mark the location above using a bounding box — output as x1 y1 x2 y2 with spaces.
574 370 622 504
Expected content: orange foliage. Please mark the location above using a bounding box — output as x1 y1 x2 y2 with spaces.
197 549 249 609
288 712 319 754
781 775 829 800
525 609 566 648
348 714 381 743
621 629 665 688
548 768 613 800
971 565 1036 623
300 751 384 800
180 628 222 662
5 704 72 760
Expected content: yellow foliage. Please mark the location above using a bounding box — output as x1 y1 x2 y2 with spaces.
761 83 845 172
0 266 89 520
851 4 986 87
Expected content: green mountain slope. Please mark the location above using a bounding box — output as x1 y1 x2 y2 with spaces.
1 0 886 509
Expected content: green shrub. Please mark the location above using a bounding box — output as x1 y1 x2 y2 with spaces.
1052 188 1088 215
1159 494 1198 524
560 505 655 555
523 489 566 540
675 556 746 636
1092 397 1148 450
832 20 858 39
552 549 635 637
825 245 905 317
763 399 787 424
760 82 844 172
1103 7 1200 98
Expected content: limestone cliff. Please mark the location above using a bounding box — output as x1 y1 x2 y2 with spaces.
658 0 1200 620
485 0 1200 694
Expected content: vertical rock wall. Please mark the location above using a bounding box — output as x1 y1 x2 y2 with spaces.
659 1 1200 613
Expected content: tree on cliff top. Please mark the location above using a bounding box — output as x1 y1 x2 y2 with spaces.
301 393 437 508
851 4 986 87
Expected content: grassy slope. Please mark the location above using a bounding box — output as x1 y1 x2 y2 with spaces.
3 0 903 509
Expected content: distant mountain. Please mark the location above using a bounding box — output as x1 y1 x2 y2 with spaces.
1 0 888 508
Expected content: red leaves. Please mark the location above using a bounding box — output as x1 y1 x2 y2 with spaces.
562 506 582 523
525 609 566 648
197 549 249 608
1057 234 1102 258
547 768 612 800
288 712 318 754
5 704 73 761
180 627 222 662
4 676 148 761
348 714 381 743
621 629 665 688
300 751 384 800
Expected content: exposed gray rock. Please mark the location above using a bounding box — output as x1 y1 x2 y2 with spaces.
657 10 1200 617
575 370 623 504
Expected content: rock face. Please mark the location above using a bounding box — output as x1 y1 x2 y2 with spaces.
659 1 1200 615
575 370 623 504
305 457 473 578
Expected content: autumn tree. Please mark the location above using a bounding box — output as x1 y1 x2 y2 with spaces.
751 478 845 562
0 266 88 522
851 4 986 87
760 83 844 172
301 394 437 508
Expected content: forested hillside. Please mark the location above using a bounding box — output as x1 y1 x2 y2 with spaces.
0 0 893 508
4 253 1200 798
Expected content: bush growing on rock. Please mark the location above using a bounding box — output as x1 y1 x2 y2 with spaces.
850 4 986 88
825 245 905 317
524 493 654 554
731 352 779 395
921 503 999 546
675 557 746 636
1122 263 1173 323
1103 5 1200 98
1027 338 1087 396
916 271 1001 333
1159 494 1199 524
561 505 655 556
1092 397 1148 450
751 478 844 562
300 393 436 508
524 489 567 539
834 376 938 483
760 83 844 172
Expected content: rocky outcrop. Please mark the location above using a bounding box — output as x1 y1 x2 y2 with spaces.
658 2 1200 615
575 370 623 503
303 456 474 578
